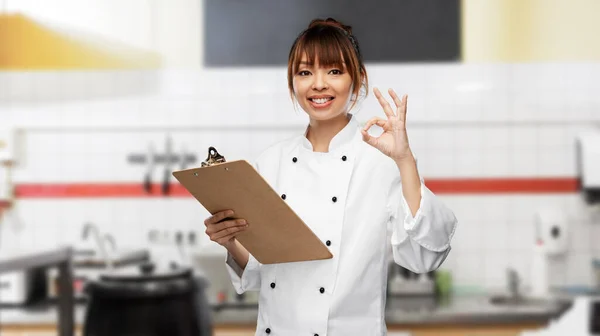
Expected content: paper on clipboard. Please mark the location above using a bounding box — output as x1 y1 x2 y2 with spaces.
172 147 333 264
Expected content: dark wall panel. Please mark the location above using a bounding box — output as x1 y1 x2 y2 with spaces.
204 0 460 67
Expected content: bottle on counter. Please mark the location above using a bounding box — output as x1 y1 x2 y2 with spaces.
530 239 549 297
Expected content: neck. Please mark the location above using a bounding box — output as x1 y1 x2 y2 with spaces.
306 113 351 153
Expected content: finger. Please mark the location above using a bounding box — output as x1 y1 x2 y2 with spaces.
388 89 404 110
215 229 248 245
373 87 395 119
388 89 408 123
206 218 247 234
399 93 408 123
216 233 240 246
361 128 378 147
362 117 387 132
210 224 248 241
204 209 234 226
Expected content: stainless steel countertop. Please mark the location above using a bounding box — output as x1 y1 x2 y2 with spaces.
0 294 573 327
0 247 72 274
209 295 573 326
0 246 75 336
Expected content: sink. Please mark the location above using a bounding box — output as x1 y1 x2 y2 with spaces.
489 295 557 307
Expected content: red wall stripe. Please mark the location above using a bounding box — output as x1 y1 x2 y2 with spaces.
14 183 191 198
425 177 579 194
13 177 578 198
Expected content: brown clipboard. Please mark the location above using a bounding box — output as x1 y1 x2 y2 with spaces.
172 147 333 264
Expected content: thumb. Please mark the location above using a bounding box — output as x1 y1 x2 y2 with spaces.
361 129 378 147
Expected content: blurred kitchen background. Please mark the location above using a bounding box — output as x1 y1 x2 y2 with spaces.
1 0 600 335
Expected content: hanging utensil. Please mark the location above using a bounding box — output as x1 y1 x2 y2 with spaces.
162 135 173 196
180 145 199 169
144 143 156 194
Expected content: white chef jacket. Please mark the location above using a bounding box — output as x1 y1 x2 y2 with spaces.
225 113 457 336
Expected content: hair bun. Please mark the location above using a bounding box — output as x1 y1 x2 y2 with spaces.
308 17 353 35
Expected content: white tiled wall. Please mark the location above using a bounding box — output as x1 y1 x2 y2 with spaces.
1 63 600 291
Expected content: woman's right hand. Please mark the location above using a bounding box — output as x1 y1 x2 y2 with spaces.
204 210 249 248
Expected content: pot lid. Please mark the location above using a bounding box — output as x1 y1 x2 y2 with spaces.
86 262 196 299
99 262 192 283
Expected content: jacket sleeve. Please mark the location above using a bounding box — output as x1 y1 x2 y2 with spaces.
386 172 457 274
224 155 266 293
225 252 262 293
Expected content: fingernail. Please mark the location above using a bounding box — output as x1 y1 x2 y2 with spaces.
239 219 246 224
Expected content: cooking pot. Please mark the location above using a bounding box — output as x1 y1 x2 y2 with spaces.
83 262 212 336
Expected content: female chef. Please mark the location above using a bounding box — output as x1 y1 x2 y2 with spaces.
203 18 457 336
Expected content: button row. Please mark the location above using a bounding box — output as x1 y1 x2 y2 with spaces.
281 193 338 203
269 282 327 294
291 155 348 163
265 329 318 336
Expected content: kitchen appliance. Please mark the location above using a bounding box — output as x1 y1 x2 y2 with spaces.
534 208 569 256
45 247 151 303
0 267 47 305
83 262 212 336
519 295 600 336
387 262 436 296
576 131 600 205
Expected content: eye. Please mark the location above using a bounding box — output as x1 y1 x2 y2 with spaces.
298 70 311 76
329 69 343 75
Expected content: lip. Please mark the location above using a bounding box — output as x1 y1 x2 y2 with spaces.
308 95 334 99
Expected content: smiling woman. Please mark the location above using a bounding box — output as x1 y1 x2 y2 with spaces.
204 17 458 336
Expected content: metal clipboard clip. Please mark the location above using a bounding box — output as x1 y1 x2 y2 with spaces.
201 146 227 167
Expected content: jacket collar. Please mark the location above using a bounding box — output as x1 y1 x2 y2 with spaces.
301 113 358 152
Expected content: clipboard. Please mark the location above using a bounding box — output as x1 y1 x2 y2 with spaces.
172 147 333 264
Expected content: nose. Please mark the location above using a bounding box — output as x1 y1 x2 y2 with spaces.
311 72 328 91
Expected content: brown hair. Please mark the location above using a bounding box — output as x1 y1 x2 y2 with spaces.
287 18 368 111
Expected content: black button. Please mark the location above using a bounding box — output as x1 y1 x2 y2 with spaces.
281 194 286 200
292 157 297 163
332 196 337 202
270 282 276 289
266 328 271 334
341 155 347 161
319 287 325 293
326 240 331 246
315 334 319 336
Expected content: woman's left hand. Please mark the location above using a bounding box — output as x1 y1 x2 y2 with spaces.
361 88 414 162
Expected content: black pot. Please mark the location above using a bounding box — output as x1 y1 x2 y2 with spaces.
83 262 212 336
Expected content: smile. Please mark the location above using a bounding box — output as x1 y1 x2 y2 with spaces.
309 97 334 104
308 97 335 108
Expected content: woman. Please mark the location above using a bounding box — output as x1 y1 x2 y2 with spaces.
204 18 457 336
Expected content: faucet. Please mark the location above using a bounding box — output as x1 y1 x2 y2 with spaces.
507 268 521 299
103 233 118 262
103 233 117 252
82 222 114 270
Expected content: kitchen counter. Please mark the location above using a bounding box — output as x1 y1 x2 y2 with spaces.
0 247 75 336
209 295 573 327
0 294 573 328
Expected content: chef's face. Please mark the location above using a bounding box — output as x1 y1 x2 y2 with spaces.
292 54 354 122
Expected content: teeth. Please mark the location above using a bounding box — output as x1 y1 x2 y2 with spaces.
311 98 331 104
